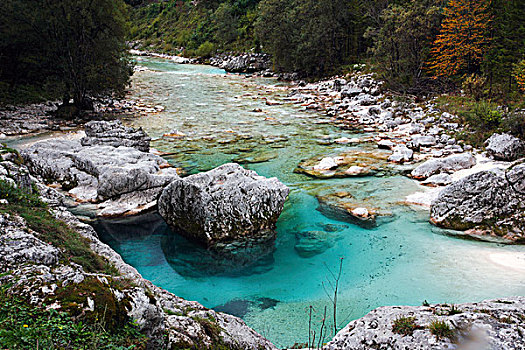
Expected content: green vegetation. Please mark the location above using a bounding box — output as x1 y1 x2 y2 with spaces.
256 0 365 77
428 320 454 340
435 95 525 147
0 284 146 350
392 316 421 336
0 0 132 109
0 179 112 273
447 304 462 316
128 0 260 55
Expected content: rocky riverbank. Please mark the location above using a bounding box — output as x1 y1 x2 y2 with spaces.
2 62 525 349
280 73 525 243
0 146 276 349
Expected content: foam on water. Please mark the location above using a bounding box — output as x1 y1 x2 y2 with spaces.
94 57 525 347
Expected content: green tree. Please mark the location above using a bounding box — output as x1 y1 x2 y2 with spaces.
483 0 525 94
256 0 365 77
0 0 132 109
365 0 442 91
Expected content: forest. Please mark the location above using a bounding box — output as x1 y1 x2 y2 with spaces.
1 0 524 104
128 0 525 95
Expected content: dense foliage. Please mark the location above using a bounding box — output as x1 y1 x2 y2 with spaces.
128 0 525 96
0 0 132 108
128 0 260 55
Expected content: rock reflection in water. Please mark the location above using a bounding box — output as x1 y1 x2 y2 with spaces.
161 232 276 278
94 211 277 277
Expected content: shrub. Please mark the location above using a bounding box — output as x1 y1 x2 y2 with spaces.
428 320 454 340
392 316 421 336
514 59 525 93
196 41 216 58
448 304 462 316
462 74 487 101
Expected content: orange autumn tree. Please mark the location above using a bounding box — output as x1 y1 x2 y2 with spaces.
428 0 492 78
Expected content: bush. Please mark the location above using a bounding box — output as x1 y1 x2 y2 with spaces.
460 100 503 130
428 320 454 340
196 41 216 58
462 74 487 101
392 316 421 336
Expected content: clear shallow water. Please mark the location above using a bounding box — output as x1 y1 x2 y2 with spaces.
96 57 525 347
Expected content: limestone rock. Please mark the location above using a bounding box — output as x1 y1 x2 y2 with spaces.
388 145 413 163
81 120 151 152
158 163 289 249
421 173 453 187
485 133 525 161
411 153 476 180
430 165 525 242
22 139 178 216
325 297 525 350
0 214 60 271
0 154 276 350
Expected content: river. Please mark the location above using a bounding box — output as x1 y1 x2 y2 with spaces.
92 57 525 347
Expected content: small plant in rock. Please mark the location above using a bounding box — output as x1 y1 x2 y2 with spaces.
428 320 454 340
392 316 421 336
448 304 462 315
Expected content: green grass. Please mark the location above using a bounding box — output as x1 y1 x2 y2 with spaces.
448 304 462 316
0 179 113 273
392 316 421 336
0 284 147 350
428 320 454 340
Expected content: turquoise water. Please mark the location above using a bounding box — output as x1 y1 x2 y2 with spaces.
96 57 525 347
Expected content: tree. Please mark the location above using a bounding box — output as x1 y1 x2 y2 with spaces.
365 0 442 92
0 0 132 109
256 0 365 77
482 0 525 94
428 0 492 78
514 59 525 93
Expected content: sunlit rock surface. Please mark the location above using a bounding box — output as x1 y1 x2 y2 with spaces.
22 139 178 217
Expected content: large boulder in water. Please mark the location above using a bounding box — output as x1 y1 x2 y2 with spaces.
158 163 289 250
81 120 151 152
485 133 525 161
430 163 525 242
22 139 179 217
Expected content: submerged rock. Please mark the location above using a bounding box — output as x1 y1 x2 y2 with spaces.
411 153 476 180
430 163 525 242
81 120 151 152
294 230 339 258
295 149 404 178
316 191 393 229
22 139 178 216
325 297 525 350
485 133 525 161
158 163 289 250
